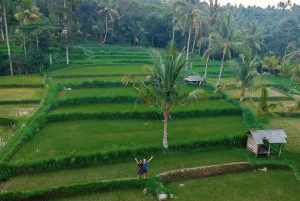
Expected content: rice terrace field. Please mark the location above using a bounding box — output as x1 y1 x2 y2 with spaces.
0 43 299 201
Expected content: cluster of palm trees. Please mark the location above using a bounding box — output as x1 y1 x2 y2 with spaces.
169 1 267 88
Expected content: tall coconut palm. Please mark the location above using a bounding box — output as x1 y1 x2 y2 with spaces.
245 20 267 55
175 0 207 65
214 48 260 101
123 41 207 149
202 0 221 79
204 12 247 87
98 6 119 44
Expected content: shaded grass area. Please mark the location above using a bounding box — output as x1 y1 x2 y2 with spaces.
165 170 300 201
1 147 246 192
207 77 277 86
50 100 234 114
0 88 44 101
9 116 247 162
55 189 152 201
51 65 145 76
56 86 215 100
0 104 40 119
269 118 300 152
0 125 13 150
0 75 44 85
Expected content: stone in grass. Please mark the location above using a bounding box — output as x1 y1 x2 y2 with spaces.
157 194 168 200
259 167 267 172
179 183 185 187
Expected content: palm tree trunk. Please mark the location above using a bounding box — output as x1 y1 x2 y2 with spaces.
36 36 39 47
63 0 68 64
103 13 108 44
163 102 170 149
186 27 192 69
0 15 4 41
204 36 212 79
192 30 197 52
23 35 27 59
3 5 13 75
240 88 246 102
66 44 69 65
172 20 175 41
216 50 226 88
289 76 294 86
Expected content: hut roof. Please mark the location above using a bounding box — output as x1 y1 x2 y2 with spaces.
246 129 287 144
185 75 204 82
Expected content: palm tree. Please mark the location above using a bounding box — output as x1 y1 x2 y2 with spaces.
175 0 207 66
250 86 282 123
233 50 260 101
278 59 293 83
98 6 119 44
204 12 247 87
14 0 43 25
1 1 13 75
123 41 207 149
202 0 221 79
14 0 43 58
215 49 260 101
261 56 281 76
245 20 267 55
291 64 300 88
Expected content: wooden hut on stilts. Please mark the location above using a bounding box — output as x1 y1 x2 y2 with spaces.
246 129 287 157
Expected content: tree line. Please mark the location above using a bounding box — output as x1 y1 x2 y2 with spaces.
0 0 300 78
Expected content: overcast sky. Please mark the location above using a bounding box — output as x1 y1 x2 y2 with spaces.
216 0 300 8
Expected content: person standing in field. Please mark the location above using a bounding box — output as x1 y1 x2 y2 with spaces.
142 156 153 179
134 158 144 178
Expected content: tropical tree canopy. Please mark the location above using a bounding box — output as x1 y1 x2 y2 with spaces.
123 41 207 149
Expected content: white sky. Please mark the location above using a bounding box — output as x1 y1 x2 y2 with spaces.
216 0 300 8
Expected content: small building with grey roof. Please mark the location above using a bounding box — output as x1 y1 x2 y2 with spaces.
246 129 287 156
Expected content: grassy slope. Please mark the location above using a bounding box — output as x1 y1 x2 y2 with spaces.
1 147 246 192
9 116 247 162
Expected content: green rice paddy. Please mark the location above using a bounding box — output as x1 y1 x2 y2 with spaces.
0 88 44 101
0 125 14 150
0 75 44 85
1 147 246 192
10 116 247 162
50 100 234 114
0 104 40 119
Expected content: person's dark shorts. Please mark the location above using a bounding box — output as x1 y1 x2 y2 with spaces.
143 169 148 173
